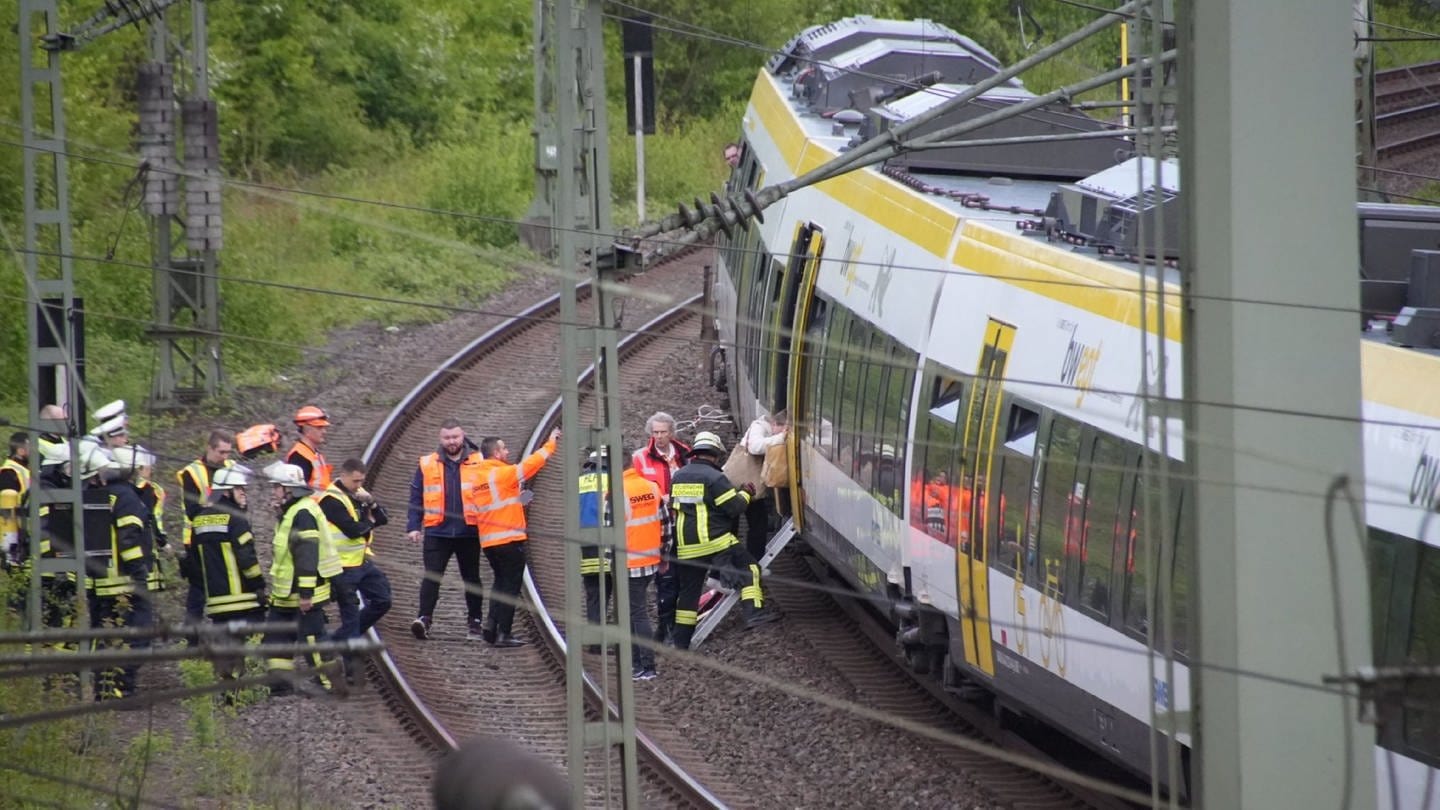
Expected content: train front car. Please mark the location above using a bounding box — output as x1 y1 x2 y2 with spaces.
716 16 1440 807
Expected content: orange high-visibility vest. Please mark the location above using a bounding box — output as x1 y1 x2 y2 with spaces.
287 441 332 492
621 469 663 570
418 451 484 527
471 438 555 548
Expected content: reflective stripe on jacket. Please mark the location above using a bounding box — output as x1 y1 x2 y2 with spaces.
669 459 749 560
1 458 31 501
320 483 371 568
287 441 332 492
270 497 338 606
177 458 233 546
622 469 662 571
91 484 151 597
192 506 265 616
419 451 484 527
578 470 612 574
472 438 555 548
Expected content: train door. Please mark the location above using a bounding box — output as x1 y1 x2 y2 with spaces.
780 223 823 525
956 319 1017 678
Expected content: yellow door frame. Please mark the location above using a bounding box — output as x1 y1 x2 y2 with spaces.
784 225 824 529
956 319 1016 678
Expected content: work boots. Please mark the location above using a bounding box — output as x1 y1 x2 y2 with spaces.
742 603 781 630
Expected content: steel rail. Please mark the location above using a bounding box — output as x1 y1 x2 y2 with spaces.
519 293 726 810
358 287 585 754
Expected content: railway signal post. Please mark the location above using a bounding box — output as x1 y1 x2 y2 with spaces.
550 0 642 806
1182 2 1375 807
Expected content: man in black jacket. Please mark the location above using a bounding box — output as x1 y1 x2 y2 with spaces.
406 421 485 641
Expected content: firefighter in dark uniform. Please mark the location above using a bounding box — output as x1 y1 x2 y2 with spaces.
127 447 170 597
177 429 236 621
35 440 79 630
577 448 615 642
88 444 155 699
668 431 779 650
262 461 341 695
191 465 265 678
1 431 31 568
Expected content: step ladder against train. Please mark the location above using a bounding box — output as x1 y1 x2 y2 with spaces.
689 518 797 649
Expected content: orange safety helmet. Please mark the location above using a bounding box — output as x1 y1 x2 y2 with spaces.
293 405 331 428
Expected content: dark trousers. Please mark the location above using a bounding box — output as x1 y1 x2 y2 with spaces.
88 584 153 698
334 559 393 640
418 533 484 623
627 574 656 671
263 602 331 690
672 545 762 650
654 567 677 642
212 606 266 679
583 571 613 627
583 572 656 671
745 497 773 561
483 541 527 634
185 582 207 623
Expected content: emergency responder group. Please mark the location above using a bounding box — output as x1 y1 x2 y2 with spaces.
7 398 783 697
6 402 389 697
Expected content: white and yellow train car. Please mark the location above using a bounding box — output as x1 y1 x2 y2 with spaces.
713 17 1440 804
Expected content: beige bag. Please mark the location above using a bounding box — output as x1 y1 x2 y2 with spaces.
761 443 789 489
722 441 768 499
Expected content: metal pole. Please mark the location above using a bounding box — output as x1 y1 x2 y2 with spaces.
19 0 91 696
1356 0 1379 199
633 54 645 222
1181 1 1375 807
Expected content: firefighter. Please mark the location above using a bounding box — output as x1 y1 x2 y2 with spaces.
262 462 341 695
177 429 236 621
577 448 615 642
1 431 31 567
90 444 154 699
632 412 689 645
286 405 333 491
35 440 79 630
320 457 392 682
127 447 169 596
669 431 779 650
471 428 560 648
191 465 265 679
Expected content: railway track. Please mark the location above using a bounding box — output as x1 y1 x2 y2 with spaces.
356 253 725 807
1372 61 1440 165
348 251 1147 808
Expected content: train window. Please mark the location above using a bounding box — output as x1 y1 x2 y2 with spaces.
1369 528 1401 665
803 299 831 446
1170 485 1191 656
1037 417 1082 600
859 332 889 486
816 305 848 460
837 318 870 477
915 365 963 544
994 403 1039 575
879 347 915 516
758 257 786 405
1079 435 1128 621
1404 544 1440 760
1122 467 1177 639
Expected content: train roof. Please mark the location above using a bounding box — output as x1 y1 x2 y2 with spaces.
757 16 1440 404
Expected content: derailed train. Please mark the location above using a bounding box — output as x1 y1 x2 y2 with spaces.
710 16 1440 804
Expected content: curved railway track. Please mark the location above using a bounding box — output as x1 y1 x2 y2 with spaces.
344 253 1146 808
356 254 724 807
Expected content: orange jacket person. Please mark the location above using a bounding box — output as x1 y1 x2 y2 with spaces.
286 405 333 492
470 427 560 647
